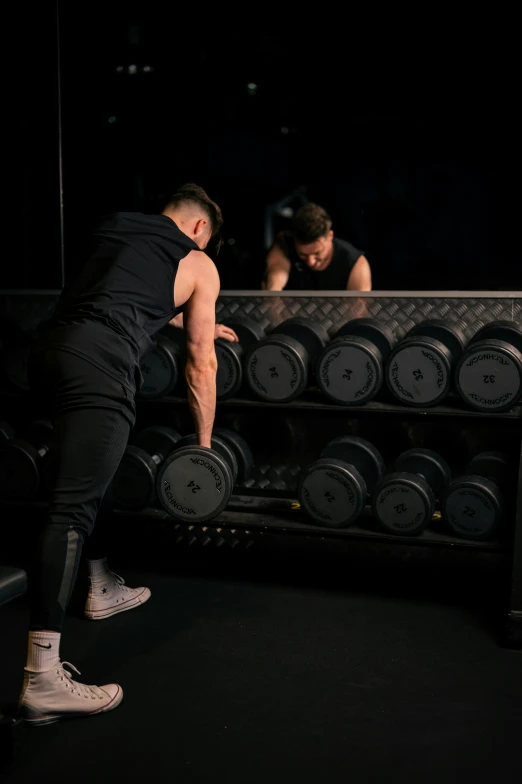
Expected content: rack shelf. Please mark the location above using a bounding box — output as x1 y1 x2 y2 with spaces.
111 503 509 554
139 393 522 421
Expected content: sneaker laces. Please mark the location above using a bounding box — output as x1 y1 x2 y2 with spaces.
59 662 108 700
111 572 132 593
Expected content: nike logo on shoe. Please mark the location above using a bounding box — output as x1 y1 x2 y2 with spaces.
33 643 52 649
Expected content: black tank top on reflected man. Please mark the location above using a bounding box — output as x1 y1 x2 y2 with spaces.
279 231 364 290
36 212 199 392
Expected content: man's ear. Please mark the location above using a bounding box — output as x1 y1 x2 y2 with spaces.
194 218 208 239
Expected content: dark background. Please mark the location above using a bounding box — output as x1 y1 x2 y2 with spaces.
6 3 516 292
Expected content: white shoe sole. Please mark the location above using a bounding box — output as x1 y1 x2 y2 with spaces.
85 587 151 620
23 685 123 726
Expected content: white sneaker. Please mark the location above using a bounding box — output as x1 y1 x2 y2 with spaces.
84 571 151 620
19 662 122 726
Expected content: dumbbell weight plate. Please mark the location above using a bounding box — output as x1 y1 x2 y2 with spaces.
216 318 266 400
334 318 398 358
394 448 452 499
320 436 385 495
298 436 385 527
245 318 328 402
372 472 435 535
212 427 254 482
137 334 180 399
442 452 509 540
471 321 522 347
222 316 266 346
443 477 503 541
406 320 466 362
174 434 239 485
113 446 160 510
316 335 383 405
246 334 309 402
274 318 329 364
113 425 181 510
216 341 243 400
372 449 451 536
298 457 368 527
156 445 233 523
455 321 522 412
0 420 53 501
386 320 465 407
132 424 181 458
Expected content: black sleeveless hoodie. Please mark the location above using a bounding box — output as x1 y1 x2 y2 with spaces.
36 212 200 391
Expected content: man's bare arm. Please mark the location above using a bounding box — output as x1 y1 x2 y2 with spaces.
262 236 291 290
347 255 372 291
183 257 220 448
169 312 238 342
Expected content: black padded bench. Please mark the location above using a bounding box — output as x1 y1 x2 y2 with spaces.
0 565 27 770
0 565 27 607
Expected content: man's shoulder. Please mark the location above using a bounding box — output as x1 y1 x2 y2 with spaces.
333 236 363 254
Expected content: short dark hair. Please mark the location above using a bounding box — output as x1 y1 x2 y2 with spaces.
165 183 224 253
292 203 332 244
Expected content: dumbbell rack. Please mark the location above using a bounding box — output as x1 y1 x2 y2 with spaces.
0 289 521 649
131 291 522 650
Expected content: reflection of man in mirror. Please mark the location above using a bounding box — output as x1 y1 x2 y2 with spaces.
262 202 372 291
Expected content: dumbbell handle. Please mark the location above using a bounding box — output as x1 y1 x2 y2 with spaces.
140 449 167 467
17 438 51 461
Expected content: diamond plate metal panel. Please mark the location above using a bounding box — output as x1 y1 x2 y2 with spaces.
216 293 522 342
1 291 521 341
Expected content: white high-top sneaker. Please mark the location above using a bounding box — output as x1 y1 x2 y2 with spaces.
19 661 122 726
85 571 151 620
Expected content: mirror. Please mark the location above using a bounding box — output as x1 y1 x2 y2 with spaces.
8 5 513 293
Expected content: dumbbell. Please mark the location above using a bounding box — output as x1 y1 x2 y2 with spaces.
0 421 15 443
137 333 183 399
245 317 329 402
298 436 386 527
215 316 266 400
442 451 513 540
0 420 53 501
371 448 452 536
454 320 522 412
156 429 253 523
112 424 182 510
385 319 466 407
316 318 402 405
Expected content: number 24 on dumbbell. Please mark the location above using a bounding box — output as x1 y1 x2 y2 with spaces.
156 428 253 523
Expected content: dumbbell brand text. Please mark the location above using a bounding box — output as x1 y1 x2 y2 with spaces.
469 392 512 407
189 457 223 492
248 357 267 393
220 350 234 390
457 490 491 510
378 485 409 504
320 349 340 388
326 470 355 505
466 354 509 367
280 350 298 388
448 513 482 534
302 487 332 521
421 350 444 389
355 361 375 398
390 362 414 399
162 481 196 515
392 513 422 530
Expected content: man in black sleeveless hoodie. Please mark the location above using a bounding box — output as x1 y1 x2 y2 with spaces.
262 202 372 291
18 183 238 726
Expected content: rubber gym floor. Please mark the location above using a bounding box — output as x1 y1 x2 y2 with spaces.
2 516 521 784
